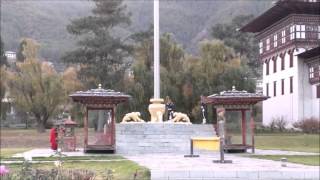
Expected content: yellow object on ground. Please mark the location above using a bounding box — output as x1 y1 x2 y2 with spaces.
192 137 220 151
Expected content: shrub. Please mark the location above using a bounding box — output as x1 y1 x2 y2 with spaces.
269 119 277 132
274 117 288 132
293 117 320 134
269 117 288 132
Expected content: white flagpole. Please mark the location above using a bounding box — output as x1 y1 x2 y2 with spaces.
154 0 160 99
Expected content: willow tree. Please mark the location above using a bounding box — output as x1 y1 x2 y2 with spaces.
7 39 65 132
63 0 132 88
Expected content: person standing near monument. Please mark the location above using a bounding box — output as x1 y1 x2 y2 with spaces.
165 96 175 121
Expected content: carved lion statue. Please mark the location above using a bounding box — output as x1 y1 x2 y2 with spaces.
170 112 191 123
121 112 145 123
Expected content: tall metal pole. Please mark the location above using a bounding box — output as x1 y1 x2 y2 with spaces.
154 0 160 99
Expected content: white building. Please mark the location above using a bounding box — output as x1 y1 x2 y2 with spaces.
4 51 17 64
241 0 320 126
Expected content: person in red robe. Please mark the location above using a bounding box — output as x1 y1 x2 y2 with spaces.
50 127 58 150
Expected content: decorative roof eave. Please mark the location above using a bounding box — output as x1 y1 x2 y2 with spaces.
69 84 130 105
201 86 269 106
201 96 269 106
240 1 320 33
298 46 320 59
70 97 129 105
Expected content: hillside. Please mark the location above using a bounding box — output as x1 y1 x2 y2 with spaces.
0 0 272 63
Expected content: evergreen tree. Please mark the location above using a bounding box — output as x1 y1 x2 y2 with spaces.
211 15 260 77
0 36 7 66
63 0 132 88
16 39 27 62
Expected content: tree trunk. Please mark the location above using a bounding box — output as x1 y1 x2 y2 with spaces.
36 117 46 133
37 122 46 133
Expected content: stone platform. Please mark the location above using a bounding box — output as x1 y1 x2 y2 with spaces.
116 123 216 154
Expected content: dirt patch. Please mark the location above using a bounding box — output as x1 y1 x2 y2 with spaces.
0 128 85 148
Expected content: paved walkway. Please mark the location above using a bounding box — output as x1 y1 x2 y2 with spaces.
8 148 320 180
124 152 319 180
13 148 94 158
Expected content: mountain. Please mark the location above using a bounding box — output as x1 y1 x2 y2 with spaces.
0 0 272 63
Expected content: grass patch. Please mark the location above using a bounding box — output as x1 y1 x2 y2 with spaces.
255 133 320 153
249 155 320 166
6 160 150 179
0 148 32 159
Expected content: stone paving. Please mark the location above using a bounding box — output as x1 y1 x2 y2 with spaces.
124 152 320 180
13 148 89 158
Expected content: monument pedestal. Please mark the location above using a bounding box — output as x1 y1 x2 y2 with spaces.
116 123 216 154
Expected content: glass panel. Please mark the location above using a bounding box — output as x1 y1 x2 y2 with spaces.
87 109 112 146
225 111 242 145
245 110 252 146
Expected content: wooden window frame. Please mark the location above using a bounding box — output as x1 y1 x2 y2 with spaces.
266 61 270 75
274 81 277 97
273 58 277 73
290 76 293 94
289 51 294 68
281 55 285 70
281 79 285 95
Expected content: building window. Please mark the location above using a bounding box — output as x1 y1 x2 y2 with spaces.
296 25 306 39
290 25 295 40
281 30 286 44
281 55 285 70
290 76 293 93
266 61 270 75
273 34 278 47
273 81 277 97
281 79 285 95
309 67 314 78
266 38 270 51
318 26 320 39
317 85 320 99
266 83 269 96
259 41 263 54
289 51 293 67
273 58 277 73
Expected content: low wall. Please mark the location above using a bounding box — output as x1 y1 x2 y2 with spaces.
116 123 216 154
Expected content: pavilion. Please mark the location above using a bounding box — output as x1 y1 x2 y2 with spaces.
70 84 130 153
201 86 269 153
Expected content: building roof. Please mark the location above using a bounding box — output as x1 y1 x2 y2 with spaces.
241 0 320 33
69 84 130 105
298 46 320 59
201 86 269 106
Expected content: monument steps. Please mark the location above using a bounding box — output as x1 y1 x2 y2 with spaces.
116 123 216 154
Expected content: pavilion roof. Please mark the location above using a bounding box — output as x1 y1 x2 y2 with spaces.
240 0 320 33
201 86 269 106
69 84 130 105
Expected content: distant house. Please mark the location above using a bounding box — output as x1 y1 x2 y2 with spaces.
241 0 320 126
4 51 17 64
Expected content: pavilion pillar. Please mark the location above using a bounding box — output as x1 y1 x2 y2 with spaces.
84 107 88 150
112 106 116 146
250 107 255 153
241 110 246 145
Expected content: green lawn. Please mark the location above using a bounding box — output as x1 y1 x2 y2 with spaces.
229 133 319 152
0 148 32 159
255 133 320 153
249 155 320 166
